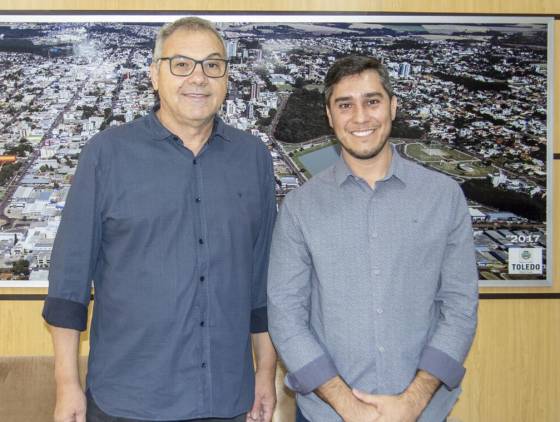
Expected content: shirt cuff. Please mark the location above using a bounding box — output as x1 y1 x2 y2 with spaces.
285 354 338 395
418 346 466 390
42 297 88 331
250 306 268 333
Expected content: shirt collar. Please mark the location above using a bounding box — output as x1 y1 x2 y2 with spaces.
333 144 410 187
145 107 231 143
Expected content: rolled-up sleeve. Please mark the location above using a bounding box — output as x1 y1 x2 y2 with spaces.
267 197 338 394
250 146 277 333
418 183 479 390
42 140 104 331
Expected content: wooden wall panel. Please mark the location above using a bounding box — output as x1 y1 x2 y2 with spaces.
2 298 559 420
450 299 560 421
0 290 92 355
0 0 559 14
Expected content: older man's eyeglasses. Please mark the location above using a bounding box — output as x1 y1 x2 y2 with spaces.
158 55 229 78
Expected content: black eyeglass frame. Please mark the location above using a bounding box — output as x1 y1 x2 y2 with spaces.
158 55 229 78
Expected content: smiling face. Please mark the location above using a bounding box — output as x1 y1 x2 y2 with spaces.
326 69 397 164
150 28 228 132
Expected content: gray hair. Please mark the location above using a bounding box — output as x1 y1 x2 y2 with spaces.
324 55 394 106
152 17 226 62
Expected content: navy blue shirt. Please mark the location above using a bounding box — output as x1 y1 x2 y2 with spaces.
42 111 276 420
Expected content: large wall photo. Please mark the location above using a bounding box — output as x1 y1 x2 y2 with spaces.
0 14 554 287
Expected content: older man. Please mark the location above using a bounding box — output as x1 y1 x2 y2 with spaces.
268 56 478 422
43 17 276 422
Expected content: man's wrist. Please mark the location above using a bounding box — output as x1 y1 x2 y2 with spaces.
337 395 365 421
315 376 357 420
330 392 359 420
54 372 81 387
55 381 84 397
254 358 276 378
400 370 441 416
252 332 277 378
255 366 276 381
399 389 427 418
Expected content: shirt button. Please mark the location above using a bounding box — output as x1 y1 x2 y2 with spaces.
195 197 201 203
200 321 205 327
200 276 205 282
201 362 207 368
376 308 383 314
371 233 378 239
378 346 385 353
373 269 381 275
199 238 204 245
193 159 198 165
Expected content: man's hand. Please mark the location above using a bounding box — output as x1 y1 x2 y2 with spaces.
54 382 86 422
343 398 381 422
246 369 276 422
352 370 440 422
249 332 277 422
49 326 85 422
352 390 419 422
315 376 380 422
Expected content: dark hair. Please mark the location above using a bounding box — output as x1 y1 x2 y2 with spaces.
324 56 394 106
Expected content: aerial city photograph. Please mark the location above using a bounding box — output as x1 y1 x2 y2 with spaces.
0 16 551 285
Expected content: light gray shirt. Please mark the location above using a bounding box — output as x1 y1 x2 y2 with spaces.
267 148 478 421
